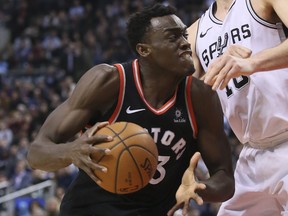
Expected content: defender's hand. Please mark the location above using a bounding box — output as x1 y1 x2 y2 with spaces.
204 44 252 90
167 152 206 216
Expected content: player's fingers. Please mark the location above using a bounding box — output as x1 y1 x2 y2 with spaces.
203 69 219 86
188 152 201 170
229 44 252 58
73 158 103 184
90 145 111 159
212 61 233 90
167 203 184 216
86 122 114 145
212 78 223 91
204 57 225 85
181 200 192 216
201 73 218 83
204 68 218 85
88 167 103 185
86 134 113 146
199 73 206 81
194 194 204 206
86 155 108 175
219 74 232 90
201 74 218 85
87 121 110 137
197 182 207 191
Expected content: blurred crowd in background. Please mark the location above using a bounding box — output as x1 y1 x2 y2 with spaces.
0 0 242 216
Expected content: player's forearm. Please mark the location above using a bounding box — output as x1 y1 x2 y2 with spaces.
196 170 235 203
27 141 73 171
250 39 288 74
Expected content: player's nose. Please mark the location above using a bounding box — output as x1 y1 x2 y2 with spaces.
179 36 191 50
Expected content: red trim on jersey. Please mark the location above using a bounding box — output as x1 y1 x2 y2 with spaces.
108 64 126 123
132 59 177 115
185 76 198 138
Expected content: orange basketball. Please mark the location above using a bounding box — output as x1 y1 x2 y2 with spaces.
91 122 158 194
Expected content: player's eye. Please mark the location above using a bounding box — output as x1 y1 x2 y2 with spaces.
183 33 188 39
168 34 177 40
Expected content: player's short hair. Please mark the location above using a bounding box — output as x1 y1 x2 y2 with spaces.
126 3 177 55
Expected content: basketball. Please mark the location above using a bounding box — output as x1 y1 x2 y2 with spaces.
91 121 158 194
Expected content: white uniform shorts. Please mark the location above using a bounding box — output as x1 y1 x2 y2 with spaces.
218 139 288 216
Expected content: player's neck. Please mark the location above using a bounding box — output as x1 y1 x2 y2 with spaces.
214 0 234 21
138 60 180 109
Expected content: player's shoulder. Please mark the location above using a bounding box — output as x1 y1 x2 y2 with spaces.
84 63 118 79
76 63 119 87
187 19 200 40
250 0 280 22
187 19 200 32
190 76 215 97
187 19 199 50
189 77 223 125
65 63 122 114
190 76 220 108
69 63 120 103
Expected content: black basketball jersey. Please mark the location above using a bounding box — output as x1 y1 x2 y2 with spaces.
60 59 199 216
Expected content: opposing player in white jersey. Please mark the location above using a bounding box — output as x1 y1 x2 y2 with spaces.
169 0 288 215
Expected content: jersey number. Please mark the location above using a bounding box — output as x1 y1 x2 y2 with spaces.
225 75 249 97
149 156 170 184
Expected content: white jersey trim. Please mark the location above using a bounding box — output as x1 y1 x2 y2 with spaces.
246 0 278 29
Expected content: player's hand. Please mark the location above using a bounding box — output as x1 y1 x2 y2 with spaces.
70 121 112 184
225 44 252 59
167 152 206 216
204 44 253 90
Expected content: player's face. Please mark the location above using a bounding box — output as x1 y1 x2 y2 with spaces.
145 15 195 76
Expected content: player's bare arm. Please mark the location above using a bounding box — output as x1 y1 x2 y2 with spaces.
168 78 235 215
27 64 120 183
190 78 234 201
187 19 205 80
204 0 288 90
249 0 288 71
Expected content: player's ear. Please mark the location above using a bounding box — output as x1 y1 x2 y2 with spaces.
136 43 151 57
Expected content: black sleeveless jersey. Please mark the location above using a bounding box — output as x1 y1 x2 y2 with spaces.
60 59 199 216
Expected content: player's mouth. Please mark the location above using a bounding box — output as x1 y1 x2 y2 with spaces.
179 50 192 57
179 50 193 62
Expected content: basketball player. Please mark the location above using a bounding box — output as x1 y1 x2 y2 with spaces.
171 0 288 215
27 4 235 216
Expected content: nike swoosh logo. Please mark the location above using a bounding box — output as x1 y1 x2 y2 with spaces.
200 27 212 38
126 106 146 114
